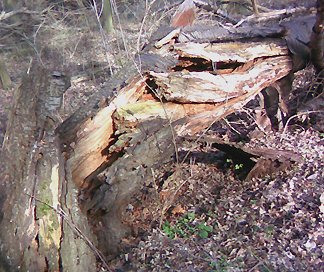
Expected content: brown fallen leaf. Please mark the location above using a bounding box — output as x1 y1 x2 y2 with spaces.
159 190 172 202
171 204 186 215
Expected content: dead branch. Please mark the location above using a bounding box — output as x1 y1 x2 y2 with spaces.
0 8 38 21
193 0 238 24
234 6 316 27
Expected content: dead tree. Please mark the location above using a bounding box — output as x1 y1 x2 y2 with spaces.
0 63 98 271
0 10 315 271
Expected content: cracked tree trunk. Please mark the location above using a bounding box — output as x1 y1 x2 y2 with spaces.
0 62 97 271
55 24 294 258
0 11 315 270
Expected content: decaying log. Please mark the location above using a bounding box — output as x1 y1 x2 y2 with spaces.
52 17 304 257
0 11 315 268
58 53 292 190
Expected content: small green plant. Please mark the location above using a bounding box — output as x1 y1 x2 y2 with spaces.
264 225 274 237
196 223 213 238
162 212 213 239
226 159 244 171
162 221 177 239
209 256 231 272
234 163 244 170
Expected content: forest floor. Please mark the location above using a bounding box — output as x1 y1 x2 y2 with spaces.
106 67 323 272
0 1 323 271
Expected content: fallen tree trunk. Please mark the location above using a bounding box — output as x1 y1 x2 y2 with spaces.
57 36 293 188
56 24 295 257
0 12 314 269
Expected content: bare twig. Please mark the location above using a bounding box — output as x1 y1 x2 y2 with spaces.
280 110 323 142
251 0 260 15
137 0 158 53
109 0 131 59
91 0 114 75
193 0 238 24
0 8 38 21
222 117 242 135
233 6 315 28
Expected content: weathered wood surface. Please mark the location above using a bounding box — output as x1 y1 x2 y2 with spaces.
173 40 288 62
52 18 301 257
0 13 312 268
150 56 290 103
58 42 292 190
0 62 98 271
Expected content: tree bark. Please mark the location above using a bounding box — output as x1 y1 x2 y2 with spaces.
0 60 11 90
101 0 114 33
310 0 324 74
0 62 97 271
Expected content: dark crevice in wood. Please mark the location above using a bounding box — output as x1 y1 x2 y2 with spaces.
174 56 243 72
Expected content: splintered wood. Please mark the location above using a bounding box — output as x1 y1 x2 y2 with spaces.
173 40 288 62
68 76 147 188
51 22 296 258
60 27 292 188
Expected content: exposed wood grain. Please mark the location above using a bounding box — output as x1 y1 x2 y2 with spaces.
175 56 292 135
113 100 216 137
68 76 147 188
150 56 290 103
0 63 97 271
174 40 288 62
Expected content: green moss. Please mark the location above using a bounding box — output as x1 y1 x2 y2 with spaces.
37 202 51 217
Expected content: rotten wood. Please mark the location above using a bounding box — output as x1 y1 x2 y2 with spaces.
174 56 292 136
173 40 288 63
65 75 147 189
150 56 290 103
0 11 310 265
60 51 291 190
49 17 299 257
55 29 296 262
0 4 319 269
